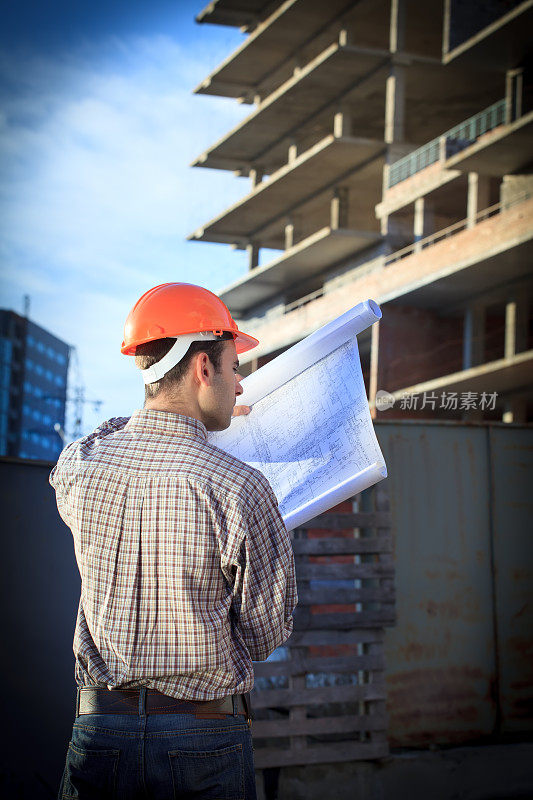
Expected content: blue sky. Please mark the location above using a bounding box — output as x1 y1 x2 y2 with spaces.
0 0 251 435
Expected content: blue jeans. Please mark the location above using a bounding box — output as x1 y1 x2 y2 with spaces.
58 690 257 799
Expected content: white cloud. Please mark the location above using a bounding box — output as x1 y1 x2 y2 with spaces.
0 34 252 432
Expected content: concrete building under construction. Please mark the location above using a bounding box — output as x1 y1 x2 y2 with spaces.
190 0 533 423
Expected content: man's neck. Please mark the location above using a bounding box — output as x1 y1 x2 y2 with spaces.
144 396 201 422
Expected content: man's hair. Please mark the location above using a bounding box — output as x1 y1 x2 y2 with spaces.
135 332 234 400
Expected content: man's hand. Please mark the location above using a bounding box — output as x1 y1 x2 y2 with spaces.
232 405 251 417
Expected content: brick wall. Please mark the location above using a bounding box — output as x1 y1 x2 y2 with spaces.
376 305 464 394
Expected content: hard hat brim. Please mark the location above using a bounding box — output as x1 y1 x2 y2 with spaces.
234 330 259 355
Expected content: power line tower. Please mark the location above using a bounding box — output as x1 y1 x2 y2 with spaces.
67 347 102 442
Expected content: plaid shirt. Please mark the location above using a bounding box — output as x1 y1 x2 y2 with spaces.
50 409 297 700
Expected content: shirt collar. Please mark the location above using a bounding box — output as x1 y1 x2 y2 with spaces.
125 409 208 442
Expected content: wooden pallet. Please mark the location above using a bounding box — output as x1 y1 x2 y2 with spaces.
251 485 394 768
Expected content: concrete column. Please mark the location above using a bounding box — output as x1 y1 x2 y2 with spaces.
369 320 380 420
247 243 259 270
505 297 529 357
413 197 433 251
330 187 349 230
467 173 491 228
383 0 406 247
413 198 424 250
389 0 406 53
338 28 353 47
249 168 263 189
288 142 298 164
385 66 406 144
293 55 303 77
439 135 447 163
506 68 524 123
385 0 406 142
514 70 523 119
334 109 352 138
284 219 294 250
463 305 485 369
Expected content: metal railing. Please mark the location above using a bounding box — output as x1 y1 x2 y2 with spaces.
388 99 507 188
274 190 530 318
384 189 530 265
254 191 529 323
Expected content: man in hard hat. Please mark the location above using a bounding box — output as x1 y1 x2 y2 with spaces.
50 283 297 799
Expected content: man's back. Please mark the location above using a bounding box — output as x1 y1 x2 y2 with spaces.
51 409 297 700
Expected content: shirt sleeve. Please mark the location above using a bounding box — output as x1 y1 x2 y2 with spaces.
49 416 130 530
231 476 298 662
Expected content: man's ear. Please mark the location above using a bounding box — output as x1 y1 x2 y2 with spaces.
193 351 213 387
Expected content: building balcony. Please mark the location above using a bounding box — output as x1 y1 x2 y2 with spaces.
188 133 384 249
220 226 382 316
196 0 276 29
445 109 533 176
191 34 389 174
193 37 501 179
234 192 533 364
388 99 508 188
378 100 533 217
194 0 390 103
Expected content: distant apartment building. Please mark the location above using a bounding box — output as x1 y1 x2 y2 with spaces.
190 0 532 422
0 310 70 461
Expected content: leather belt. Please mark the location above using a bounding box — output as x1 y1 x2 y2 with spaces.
77 688 251 722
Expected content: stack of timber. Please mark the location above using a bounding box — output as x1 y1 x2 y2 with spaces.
251 484 395 768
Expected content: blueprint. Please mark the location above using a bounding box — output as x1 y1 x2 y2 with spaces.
209 300 387 530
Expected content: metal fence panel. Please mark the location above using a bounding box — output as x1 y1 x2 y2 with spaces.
489 426 533 732
376 423 498 745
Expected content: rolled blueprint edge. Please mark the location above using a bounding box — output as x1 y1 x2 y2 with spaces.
282 461 387 532
238 299 382 408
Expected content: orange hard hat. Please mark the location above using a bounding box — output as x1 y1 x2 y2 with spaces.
121 282 259 356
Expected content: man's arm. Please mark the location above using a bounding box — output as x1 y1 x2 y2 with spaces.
49 416 130 528
229 478 298 662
